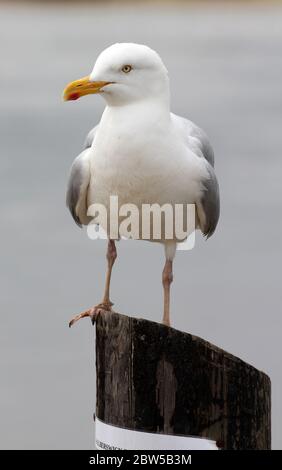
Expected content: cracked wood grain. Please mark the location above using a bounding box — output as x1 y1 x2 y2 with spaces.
95 311 271 449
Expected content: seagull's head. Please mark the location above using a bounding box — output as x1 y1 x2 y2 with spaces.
63 43 169 106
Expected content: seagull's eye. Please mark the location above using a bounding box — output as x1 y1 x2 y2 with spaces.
121 65 132 74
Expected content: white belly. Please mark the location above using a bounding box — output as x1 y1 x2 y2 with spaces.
86 108 208 240
89 138 203 207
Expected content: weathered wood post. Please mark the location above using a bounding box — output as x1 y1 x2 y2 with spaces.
94 311 271 450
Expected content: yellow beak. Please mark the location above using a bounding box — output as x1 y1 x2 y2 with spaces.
63 75 112 101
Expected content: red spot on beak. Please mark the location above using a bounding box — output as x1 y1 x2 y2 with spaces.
69 93 80 101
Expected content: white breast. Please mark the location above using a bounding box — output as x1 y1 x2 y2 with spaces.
88 106 207 213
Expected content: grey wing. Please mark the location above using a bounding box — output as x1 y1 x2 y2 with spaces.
196 164 220 238
175 114 219 236
83 125 98 150
188 123 215 168
66 126 98 227
172 114 215 167
66 148 92 227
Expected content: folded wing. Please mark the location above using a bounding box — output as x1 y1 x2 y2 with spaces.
66 126 97 226
179 115 220 238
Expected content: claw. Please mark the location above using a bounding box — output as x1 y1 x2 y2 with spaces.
68 303 113 328
69 307 96 328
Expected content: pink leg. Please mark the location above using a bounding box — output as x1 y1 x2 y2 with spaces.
69 240 117 327
162 259 173 327
100 239 117 308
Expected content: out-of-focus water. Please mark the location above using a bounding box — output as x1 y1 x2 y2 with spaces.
0 3 281 449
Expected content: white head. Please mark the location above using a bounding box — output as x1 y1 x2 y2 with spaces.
63 43 169 107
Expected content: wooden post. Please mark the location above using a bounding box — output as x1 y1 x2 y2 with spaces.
95 311 271 450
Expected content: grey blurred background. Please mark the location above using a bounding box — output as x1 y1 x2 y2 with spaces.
0 1 281 449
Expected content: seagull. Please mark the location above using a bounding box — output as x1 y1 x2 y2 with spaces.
64 43 220 328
